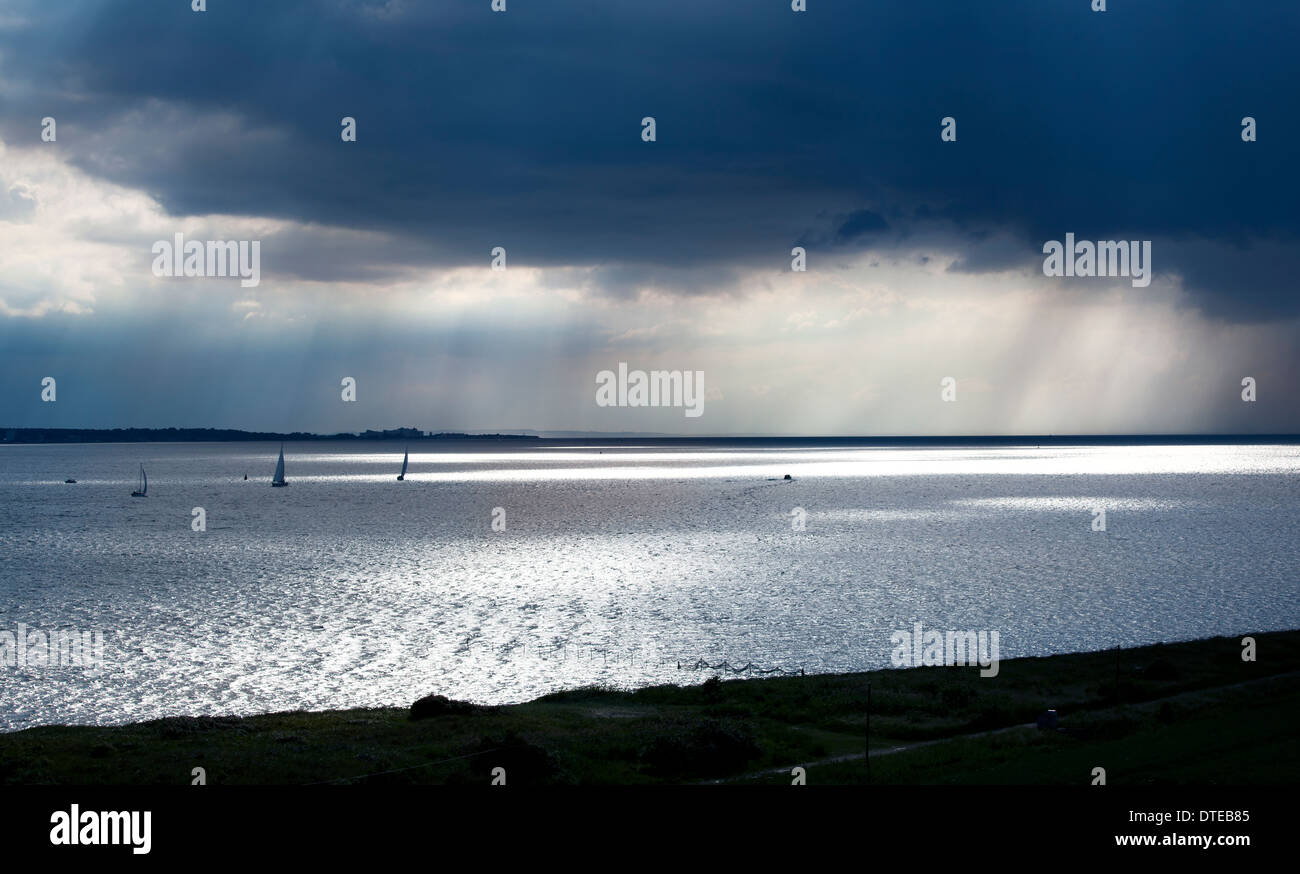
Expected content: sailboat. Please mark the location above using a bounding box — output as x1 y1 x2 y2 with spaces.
397 448 408 481
271 444 288 487
130 464 147 497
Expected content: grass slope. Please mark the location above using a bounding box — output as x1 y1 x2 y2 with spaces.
2 630 1296 785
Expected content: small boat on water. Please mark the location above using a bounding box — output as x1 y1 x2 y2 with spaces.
271 444 288 487
65 478 77 484
130 464 147 497
397 448 408 481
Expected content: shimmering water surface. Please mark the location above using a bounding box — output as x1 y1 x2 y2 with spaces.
2 440 1297 731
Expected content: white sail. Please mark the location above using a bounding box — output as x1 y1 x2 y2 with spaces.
399 450 408 478
141 465 147 495
272 445 286 485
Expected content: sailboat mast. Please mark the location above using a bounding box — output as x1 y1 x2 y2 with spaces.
131 463 147 496
272 443 287 486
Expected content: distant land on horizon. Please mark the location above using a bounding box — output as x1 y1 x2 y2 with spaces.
3 427 1300 446
0 427 539 445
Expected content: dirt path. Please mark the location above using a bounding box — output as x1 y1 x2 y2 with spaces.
700 722 1035 784
703 668 1300 785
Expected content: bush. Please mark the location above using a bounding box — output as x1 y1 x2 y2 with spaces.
700 675 724 702
408 694 480 721
449 733 566 786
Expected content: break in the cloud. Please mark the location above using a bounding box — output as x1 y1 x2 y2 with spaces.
0 0 1297 434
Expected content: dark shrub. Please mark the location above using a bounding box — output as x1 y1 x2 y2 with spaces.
448 733 565 785
408 694 480 721
700 675 724 702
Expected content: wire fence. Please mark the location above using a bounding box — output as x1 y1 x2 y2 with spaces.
501 641 805 676
677 659 804 676
299 652 806 784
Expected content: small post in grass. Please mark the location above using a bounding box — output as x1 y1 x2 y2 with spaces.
1114 648 1121 702
866 682 871 783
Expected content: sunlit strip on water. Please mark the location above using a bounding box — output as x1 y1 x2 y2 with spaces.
273 445 1300 483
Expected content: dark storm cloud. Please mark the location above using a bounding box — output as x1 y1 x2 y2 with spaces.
1 0 1298 315
835 210 889 243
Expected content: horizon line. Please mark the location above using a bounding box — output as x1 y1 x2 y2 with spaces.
3 426 1300 446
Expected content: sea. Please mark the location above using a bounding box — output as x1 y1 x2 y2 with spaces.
1 439 1297 731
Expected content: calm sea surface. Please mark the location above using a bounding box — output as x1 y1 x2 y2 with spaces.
1 440 1297 731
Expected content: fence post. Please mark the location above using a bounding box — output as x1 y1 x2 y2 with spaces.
866 682 871 783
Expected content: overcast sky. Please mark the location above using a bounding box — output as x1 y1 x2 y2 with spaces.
1 0 1297 435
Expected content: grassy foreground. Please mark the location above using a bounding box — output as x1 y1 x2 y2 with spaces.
3 630 1297 785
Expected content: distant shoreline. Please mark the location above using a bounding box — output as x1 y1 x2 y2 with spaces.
0 428 540 445
3 428 1300 446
